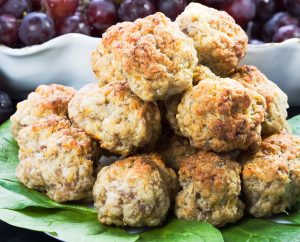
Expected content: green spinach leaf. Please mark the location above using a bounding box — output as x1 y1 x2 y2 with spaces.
0 208 138 242
0 179 96 213
0 121 19 181
288 115 300 136
221 219 300 242
139 218 223 242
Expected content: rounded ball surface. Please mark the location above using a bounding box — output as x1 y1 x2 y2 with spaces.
92 12 198 101
176 151 244 227
176 3 248 76
10 84 75 138
16 115 98 202
93 153 178 227
176 78 266 152
68 82 161 156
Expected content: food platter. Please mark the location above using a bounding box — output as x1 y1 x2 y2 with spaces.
1 2 300 242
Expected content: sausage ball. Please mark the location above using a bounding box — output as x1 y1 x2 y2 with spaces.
175 151 244 227
193 64 218 85
10 84 75 138
165 94 183 136
68 82 161 156
157 132 197 171
91 39 125 86
92 13 198 101
241 131 300 218
230 65 288 135
165 65 217 135
177 78 266 153
16 115 98 202
93 153 179 227
176 3 248 76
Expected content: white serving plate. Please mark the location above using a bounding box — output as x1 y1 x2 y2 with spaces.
0 34 299 105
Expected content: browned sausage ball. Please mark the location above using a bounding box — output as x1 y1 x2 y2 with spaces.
10 84 75 138
93 153 178 227
242 131 300 218
68 82 161 156
16 115 99 202
176 151 244 227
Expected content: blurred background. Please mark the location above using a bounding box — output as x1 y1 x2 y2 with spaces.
0 0 300 48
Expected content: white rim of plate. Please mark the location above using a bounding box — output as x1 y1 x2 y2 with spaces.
0 33 299 56
0 33 99 56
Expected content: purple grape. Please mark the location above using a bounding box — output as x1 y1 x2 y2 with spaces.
284 0 300 17
0 0 6 4
87 0 117 32
31 0 41 11
19 12 56 46
158 0 187 20
118 0 156 22
249 39 265 44
57 14 90 35
278 0 286 10
0 0 32 18
247 21 263 39
43 0 79 20
272 24 300 42
0 14 18 47
221 0 256 28
255 0 278 22
0 91 13 124
198 0 227 7
262 12 298 41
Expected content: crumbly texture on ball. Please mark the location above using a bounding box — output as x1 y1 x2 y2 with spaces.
230 65 288 135
165 65 218 135
93 153 178 227
157 132 197 171
16 115 98 203
10 84 75 138
177 78 266 152
92 13 198 101
91 39 125 86
176 151 244 227
193 65 218 85
241 131 300 218
165 94 183 135
68 82 161 156
176 3 248 76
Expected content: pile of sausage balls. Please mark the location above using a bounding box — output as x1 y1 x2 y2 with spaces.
10 3 300 228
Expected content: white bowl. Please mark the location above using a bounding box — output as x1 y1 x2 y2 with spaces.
0 34 99 100
0 34 299 105
242 38 300 106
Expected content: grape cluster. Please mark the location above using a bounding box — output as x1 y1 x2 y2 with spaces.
0 91 13 124
0 0 300 48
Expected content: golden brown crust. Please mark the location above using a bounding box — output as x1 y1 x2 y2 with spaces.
241 131 300 218
91 39 126 86
193 65 218 85
93 153 178 227
176 150 244 227
10 84 75 138
92 13 198 101
176 3 248 76
231 65 288 135
16 115 98 202
68 82 161 156
165 65 218 135
177 78 266 152
157 132 197 171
